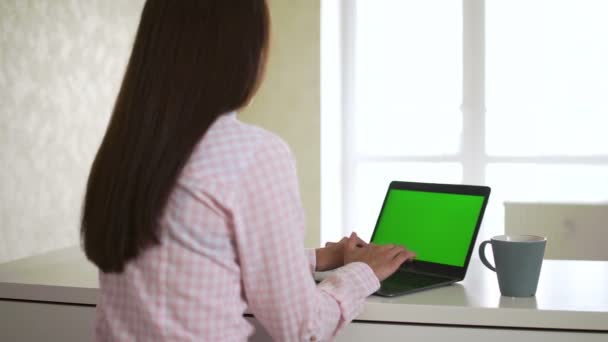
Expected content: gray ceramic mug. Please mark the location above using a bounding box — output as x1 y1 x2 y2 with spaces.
478 235 547 297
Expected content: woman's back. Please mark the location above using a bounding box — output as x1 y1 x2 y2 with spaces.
97 114 296 340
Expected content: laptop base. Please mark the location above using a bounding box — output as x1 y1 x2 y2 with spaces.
375 270 457 297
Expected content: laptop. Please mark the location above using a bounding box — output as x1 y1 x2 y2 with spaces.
371 181 491 297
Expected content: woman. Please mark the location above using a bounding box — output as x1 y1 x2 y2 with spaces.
81 1 415 340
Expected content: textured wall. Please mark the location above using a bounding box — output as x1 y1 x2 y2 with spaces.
0 0 321 262
240 0 321 248
0 0 145 262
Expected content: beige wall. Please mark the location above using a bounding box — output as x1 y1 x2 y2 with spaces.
240 0 321 248
0 0 320 263
0 0 145 263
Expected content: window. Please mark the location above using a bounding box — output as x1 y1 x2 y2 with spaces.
321 0 608 244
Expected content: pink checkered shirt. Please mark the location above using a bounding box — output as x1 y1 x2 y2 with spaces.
96 113 380 341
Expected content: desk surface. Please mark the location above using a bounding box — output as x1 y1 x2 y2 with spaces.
1 246 607 331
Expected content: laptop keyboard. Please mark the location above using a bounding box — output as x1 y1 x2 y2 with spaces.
380 270 451 293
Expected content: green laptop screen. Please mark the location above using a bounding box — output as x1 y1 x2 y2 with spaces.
371 189 485 267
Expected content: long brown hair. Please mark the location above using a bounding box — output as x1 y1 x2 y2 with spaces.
81 0 270 273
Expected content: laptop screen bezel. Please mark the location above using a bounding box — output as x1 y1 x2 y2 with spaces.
369 181 491 280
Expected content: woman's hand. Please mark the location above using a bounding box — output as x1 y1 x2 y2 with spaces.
315 232 367 272
343 233 416 281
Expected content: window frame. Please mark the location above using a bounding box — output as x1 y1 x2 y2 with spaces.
321 0 608 244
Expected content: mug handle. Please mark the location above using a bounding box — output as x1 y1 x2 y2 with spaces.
478 240 496 272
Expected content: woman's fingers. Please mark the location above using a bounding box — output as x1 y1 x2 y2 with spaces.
379 244 396 251
390 250 411 269
346 233 358 251
381 245 416 267
385 245 407 259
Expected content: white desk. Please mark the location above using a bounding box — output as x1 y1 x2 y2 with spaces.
1 246 607 341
